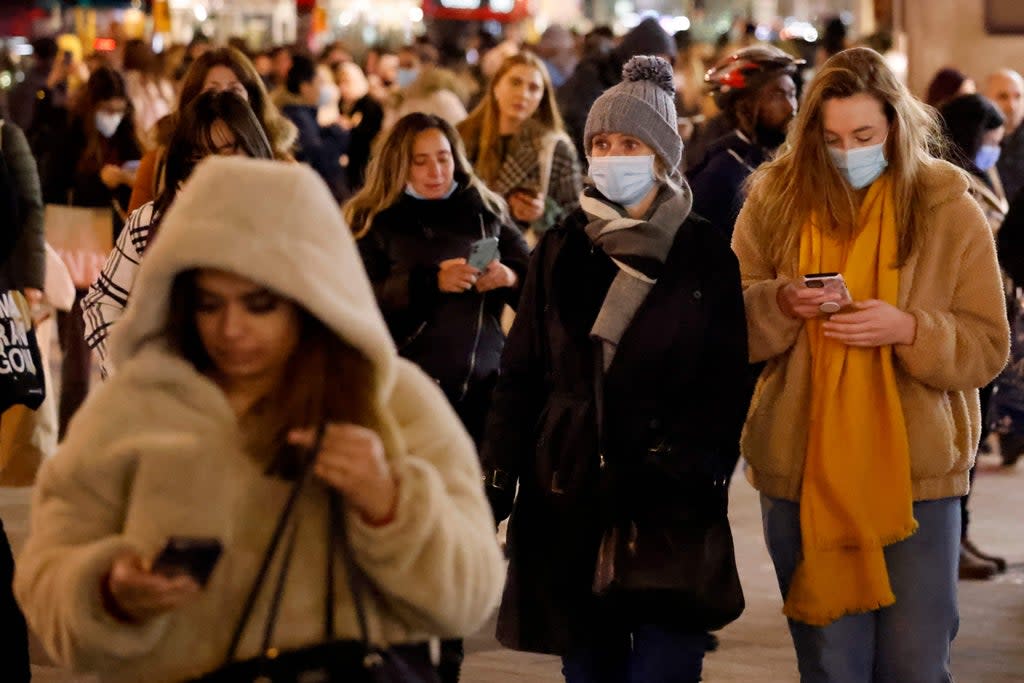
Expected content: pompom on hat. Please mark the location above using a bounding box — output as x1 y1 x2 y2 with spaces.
584 55 682 177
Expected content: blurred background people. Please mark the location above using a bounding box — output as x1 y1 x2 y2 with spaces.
336 61 384 192
41 65 143 436
276 54 349 201
459 52 582 239
533 25 578 89
925 67 976 109
938 93 1009 580
557 17 675 159
986 69 1024 201
689 45 802 237
122 38 175 148
129 46 296 212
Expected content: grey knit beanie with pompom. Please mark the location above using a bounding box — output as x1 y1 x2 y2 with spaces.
584 55 682 176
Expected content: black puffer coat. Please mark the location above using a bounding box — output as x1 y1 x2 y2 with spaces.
358 183 530 441
481 206 750 655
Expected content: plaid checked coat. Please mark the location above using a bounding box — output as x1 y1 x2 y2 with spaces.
465 119 583 233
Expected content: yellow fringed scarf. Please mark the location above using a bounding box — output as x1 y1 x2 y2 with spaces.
784 174 919 627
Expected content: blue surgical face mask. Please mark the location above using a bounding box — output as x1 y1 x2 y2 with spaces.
974 144 1002 172
829 141 888 189
588 155 657 207
396 67 420 89
405 180 458 200
318 83 337 108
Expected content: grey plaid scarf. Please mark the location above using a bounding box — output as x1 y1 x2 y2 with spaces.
581 183 693 371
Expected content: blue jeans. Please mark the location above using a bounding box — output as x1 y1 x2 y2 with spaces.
561 623 706 683
761 495 960 683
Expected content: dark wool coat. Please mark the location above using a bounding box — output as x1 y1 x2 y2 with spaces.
687 131 770 240
358 184 530 441
480 207 751 655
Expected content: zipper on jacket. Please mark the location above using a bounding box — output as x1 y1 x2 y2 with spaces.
459 216 491 402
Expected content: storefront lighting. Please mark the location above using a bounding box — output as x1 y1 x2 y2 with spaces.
194 4 209 21
659 15 690 34
409 7 424 22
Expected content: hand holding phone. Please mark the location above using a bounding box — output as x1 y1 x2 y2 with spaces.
467 236 500 271
103 549 203 622
151 536 223 586
777 273 851 320
803 272 853 314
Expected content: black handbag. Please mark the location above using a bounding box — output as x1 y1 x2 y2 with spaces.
589 346 744 631
591 504 745 631
189 425 440 683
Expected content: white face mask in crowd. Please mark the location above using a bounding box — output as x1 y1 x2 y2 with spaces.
828 141 888 189
588 155 657 207
974 144 1002 172
94 111 124 139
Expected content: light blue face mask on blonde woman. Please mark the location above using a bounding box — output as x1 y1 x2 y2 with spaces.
829 141 888 189
588 155 657 206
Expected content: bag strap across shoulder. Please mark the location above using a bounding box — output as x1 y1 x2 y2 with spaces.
223 424 326 661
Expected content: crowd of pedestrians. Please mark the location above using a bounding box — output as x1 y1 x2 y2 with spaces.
0 13 1020 683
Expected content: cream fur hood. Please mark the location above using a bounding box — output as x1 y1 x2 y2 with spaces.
15 158 504 682
109 155 398 397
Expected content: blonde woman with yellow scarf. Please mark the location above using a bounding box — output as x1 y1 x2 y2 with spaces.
733 47 1009 683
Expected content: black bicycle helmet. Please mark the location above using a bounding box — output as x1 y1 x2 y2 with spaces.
705 45 805 111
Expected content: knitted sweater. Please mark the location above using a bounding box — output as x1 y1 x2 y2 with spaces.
732 158 1010 502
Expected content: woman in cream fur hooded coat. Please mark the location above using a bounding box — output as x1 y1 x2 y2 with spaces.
14 156 505 682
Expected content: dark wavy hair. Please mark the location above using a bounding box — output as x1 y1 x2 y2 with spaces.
939 93 1005 174
151 91 273 238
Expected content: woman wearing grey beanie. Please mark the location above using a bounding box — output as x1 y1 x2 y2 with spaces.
481 55 750 682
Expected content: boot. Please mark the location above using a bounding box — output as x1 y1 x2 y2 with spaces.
963 537 1008 572
959 543 998 580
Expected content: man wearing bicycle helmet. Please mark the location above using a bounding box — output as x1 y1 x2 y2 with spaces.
688 45 803 238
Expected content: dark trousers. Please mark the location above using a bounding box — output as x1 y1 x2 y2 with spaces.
57 289 90 440
962 383 994 538
0 516 31 682
561 622 706 683
439 639 463 683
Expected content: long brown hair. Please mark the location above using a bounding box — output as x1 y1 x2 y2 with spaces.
458 52 565 186
167 47 296 159
344 112 508 237
749 47 945 268
164 270 381 475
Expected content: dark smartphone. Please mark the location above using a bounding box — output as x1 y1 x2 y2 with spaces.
151 536 223 587
467 236 500 271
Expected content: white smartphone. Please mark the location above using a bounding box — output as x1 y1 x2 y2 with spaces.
467 237 499 271
803 272 853 314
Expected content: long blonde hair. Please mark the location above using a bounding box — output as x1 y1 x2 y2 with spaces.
749 47 945 267
458 52 565 186
344 112 508 237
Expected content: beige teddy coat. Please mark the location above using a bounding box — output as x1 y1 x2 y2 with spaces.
14 157 505 682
